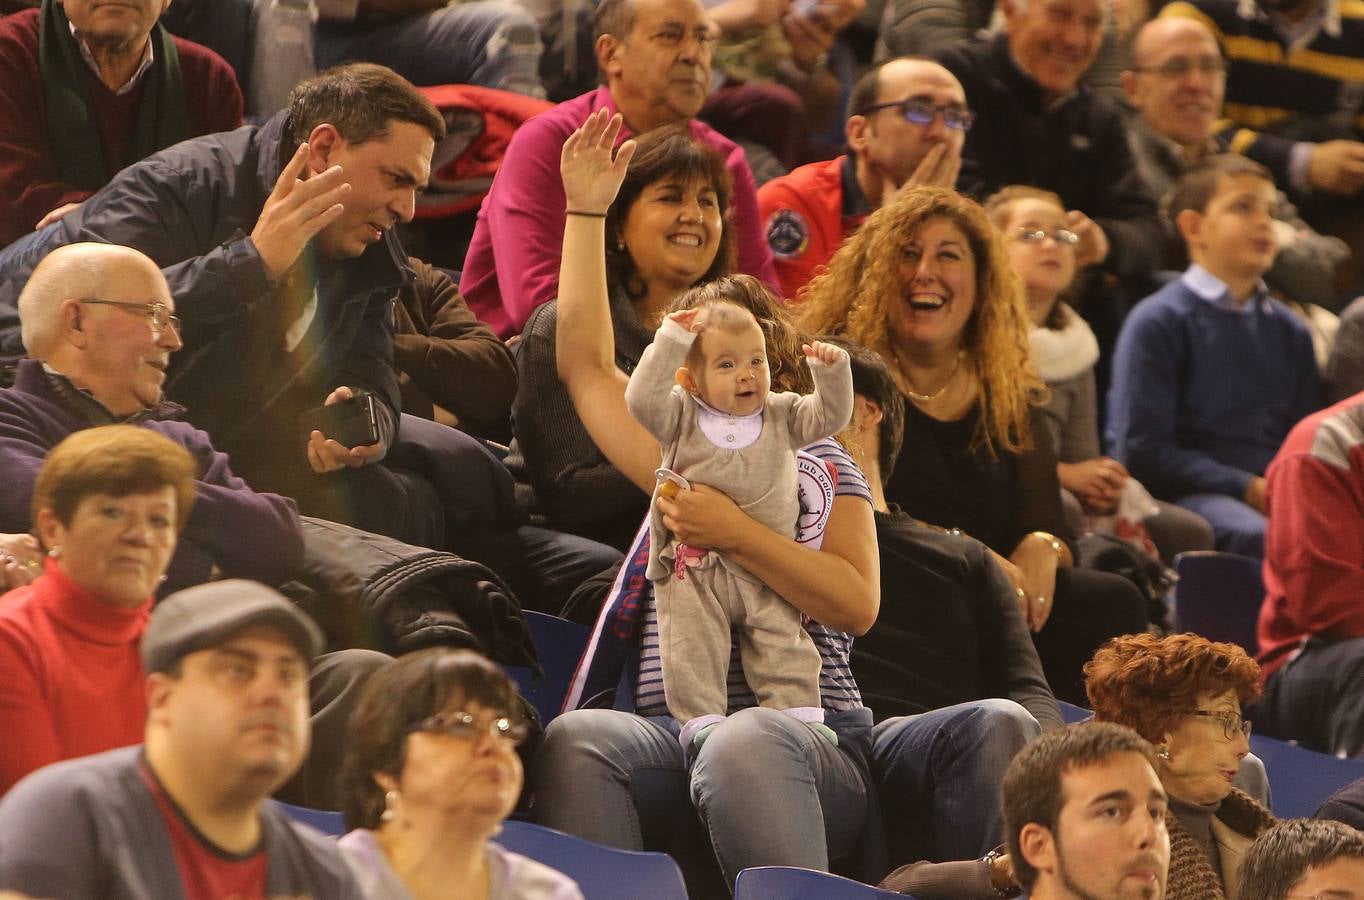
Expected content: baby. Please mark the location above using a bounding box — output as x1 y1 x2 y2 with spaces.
624 279 853 750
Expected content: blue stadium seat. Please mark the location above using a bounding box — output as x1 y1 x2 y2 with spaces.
1250 733 1364 819
1172 551 1263 655
734 866 912 899
506 610 590 726
277 801 345 837
499 820 687 900
1058 701 1092 724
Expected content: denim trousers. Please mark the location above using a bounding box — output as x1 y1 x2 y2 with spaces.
1255 636 1364 758
871 699 1041 868
315 2 545 97
1176 493 1266 558
533 699 1041 892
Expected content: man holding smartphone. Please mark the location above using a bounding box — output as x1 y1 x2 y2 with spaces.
0 63 448 547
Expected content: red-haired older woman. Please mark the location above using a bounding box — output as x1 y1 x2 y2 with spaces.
0 425 195 793
1085 633 1272 900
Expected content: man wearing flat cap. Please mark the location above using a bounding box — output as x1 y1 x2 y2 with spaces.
0 580 366 899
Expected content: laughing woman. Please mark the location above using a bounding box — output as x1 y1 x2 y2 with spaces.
797 186 1147 705
504 122 736 555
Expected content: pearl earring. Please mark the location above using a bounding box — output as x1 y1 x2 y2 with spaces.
47 546 61 559
380 789 400 823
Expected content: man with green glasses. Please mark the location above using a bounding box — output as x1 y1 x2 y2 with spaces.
758 56 971 299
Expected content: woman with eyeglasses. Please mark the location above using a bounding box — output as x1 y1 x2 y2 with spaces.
1085 632 1271 900
337 648 583 900
797 186 1147 705
986 185 1214 563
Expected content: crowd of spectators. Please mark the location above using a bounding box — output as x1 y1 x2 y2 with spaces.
1 0 1363 895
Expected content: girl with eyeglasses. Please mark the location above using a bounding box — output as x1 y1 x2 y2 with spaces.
986 185 1215 564
337 648 583 900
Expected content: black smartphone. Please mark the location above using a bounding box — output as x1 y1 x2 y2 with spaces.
298 392 380 449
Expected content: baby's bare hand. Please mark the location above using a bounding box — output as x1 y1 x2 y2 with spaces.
803 340 846 366
668 308 707 332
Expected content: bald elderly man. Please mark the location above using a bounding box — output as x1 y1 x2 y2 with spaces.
757 56 970 299
1123 16 1348 310
0 243 304 592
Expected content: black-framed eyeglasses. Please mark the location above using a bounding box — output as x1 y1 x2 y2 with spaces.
1188 709 1252 741
409 711 530 746
1015 227 1080 246
78 300 180 336
861 98 975 131
1131 57 1226 79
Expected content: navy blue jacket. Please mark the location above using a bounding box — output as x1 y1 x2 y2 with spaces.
0 111 407 483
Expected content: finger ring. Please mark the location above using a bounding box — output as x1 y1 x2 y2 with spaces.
21 559 39 571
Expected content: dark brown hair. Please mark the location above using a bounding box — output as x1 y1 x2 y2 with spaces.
1167 154 1273 222
286 63 446 148
670 275 813 394
829 337 905 484
1238 818 1364 900
1003 722 1160 890
606 124 736 302
32 425 197 534
1084 632 1262 744
339 648 522 830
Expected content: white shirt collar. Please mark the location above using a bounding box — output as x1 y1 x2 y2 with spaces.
1181 263 1273 315
71 22 155 96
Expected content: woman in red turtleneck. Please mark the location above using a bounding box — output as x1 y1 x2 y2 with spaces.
0 425 195 794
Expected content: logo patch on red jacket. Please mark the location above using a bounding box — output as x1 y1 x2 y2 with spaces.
765 209 809 259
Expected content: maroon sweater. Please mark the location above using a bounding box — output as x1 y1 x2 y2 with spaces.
0 9 243 247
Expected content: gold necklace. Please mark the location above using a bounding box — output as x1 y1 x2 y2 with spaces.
902 350 964 403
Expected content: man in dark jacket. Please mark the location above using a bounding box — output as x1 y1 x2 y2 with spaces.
934 0 1163 279
0 63 449 547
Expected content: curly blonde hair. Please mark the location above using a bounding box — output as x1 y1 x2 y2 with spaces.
796 186 1044 456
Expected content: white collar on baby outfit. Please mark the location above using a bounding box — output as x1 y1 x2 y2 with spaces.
692 395 764 449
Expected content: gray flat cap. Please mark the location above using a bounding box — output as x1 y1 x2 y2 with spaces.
141 580 325 674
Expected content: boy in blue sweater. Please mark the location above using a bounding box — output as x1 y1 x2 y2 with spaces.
1106 155 1320 558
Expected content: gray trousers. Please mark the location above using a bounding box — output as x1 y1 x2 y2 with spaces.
656 560 822 722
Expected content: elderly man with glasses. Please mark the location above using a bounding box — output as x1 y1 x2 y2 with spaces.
757 56 972 299
0 242 305 594
1123 15 1349 314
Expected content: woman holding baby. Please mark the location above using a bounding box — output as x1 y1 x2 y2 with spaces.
532 111 1036 894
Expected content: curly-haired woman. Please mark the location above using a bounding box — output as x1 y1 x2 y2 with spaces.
796 186 1146 703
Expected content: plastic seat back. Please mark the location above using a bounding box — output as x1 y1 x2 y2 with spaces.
1172 551 1263 655
734 866 911 899
499 820 688 899
506 611 590 725
1250 733 1364 819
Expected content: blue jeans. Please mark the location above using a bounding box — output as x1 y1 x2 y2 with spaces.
315 2 545 97
533 707 873 894
1176 493 1266 558
871 700 1041 867
1256 636 1364 758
